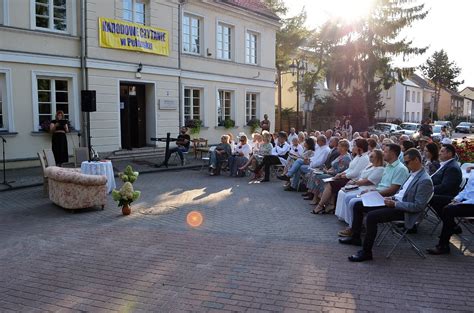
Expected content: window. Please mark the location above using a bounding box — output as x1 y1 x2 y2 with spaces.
183 14 201 54
245 31 258 64
184 88 201 122
37 78 69 130
217 23 232 60
123 0 145 25
405 90 410 101
246 93 258 123
35 0 67 31
417 91 421 103
217 90 232 126
411 91 415 102
411 112 415 122
0 0 5 25
417 112 420 122
405 112 409 121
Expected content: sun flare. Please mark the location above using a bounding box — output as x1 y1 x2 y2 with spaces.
320 0 375 22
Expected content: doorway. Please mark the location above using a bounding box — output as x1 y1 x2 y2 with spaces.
120 83 146 149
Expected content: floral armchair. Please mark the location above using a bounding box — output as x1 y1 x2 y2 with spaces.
44 166 107 210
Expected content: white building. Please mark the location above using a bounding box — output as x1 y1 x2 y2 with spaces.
0 0 279 168
380 74 434 123
460 87 474 120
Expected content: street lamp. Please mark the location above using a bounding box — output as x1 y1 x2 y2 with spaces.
289 58 307 131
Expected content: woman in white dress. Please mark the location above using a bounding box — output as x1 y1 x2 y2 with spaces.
335 149 385 237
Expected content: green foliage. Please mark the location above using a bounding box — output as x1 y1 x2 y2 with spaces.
112 182 141 207
420 49 464 110
325 0 429 124
185 119 202 135
246 118 261 134
223 118 235 129
118 165 139 184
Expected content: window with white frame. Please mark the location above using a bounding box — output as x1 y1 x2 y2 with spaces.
184 88 201 122
411 112 415 122
217 23 232 60
245 31 258 64
417 112 420 122
405 90 410 101
246 93 258 123
0 0 4 25
417 91 421 103
37 78 69 130
411 91 415 102
123 0 146 25
0 74 5 130
183 14 201 54
217 90 232 126
35 0 67 31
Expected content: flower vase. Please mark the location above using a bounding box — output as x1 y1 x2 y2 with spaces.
122 203 131 216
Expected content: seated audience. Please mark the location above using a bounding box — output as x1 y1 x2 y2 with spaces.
283 137 304 175
277 135 331 191
324 137 341 169
339 148 433 262
311 139 370 213
335 149 385 234
209 135 232 176
336 144 410 236
239 132 273 175
228 135 252 177
367 138 378 152
305 140 352 212
254 131 290 182
423 142 440 175
298 131 306 145
288 128 298 143
427 171 474 255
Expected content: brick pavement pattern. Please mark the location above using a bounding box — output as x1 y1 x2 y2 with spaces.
0 169 473 312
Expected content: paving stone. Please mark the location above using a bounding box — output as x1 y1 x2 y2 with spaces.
0 170 473 312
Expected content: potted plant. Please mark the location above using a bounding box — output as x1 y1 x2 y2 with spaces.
112 165 141 215
247 118 261 133
185 119 203 137
223 118 235 129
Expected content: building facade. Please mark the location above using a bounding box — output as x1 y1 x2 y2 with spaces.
0 0 279 168
460 87 474 120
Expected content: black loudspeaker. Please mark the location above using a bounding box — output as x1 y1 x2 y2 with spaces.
81 90 96 112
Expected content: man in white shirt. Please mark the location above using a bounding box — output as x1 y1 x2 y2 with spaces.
278 135 331 191
254 131 290 182
287 128 298 144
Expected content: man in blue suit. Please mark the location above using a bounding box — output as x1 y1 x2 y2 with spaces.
429 144 463 216
339 148 434 262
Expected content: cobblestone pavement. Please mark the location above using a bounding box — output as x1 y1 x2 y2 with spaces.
0 169 473 312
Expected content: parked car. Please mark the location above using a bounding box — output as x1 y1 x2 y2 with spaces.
370 123 402 136
431 125 445 142
455 122 474 133
434 121 454 136
393 122 421 138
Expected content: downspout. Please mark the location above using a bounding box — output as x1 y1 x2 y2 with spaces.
178 1 184 128
80 0 88 147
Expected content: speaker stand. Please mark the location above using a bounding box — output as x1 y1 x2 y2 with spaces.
0 136 14 190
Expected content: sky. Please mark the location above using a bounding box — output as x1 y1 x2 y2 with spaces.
285 0 473 90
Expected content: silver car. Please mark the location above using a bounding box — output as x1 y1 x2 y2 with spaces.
455 122 474 133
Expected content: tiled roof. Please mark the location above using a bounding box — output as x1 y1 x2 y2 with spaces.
444 87 463 98
218 0 280 21
409 74 435 91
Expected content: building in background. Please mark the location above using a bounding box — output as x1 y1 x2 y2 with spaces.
460 87 474 120
437 87 464 120
0 0 279 168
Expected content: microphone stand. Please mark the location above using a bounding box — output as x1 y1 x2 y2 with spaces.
0 136 13 189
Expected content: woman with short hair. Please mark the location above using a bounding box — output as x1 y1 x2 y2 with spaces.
228 135 252 177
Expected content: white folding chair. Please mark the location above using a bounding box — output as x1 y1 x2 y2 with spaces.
456 216 474 254
38 152 49 196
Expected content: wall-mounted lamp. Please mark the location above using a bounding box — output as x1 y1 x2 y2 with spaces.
136 62 143 78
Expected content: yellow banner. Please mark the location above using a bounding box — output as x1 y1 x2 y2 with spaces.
98 17 169 56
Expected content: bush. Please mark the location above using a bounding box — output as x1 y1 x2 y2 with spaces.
247 118 260 133
185 119 203 134
223 118 235 129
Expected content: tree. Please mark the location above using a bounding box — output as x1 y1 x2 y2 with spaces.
420 49 463 115
264 0 309 130
328 0 429 124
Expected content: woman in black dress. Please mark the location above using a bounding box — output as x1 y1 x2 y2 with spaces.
50 111 69 166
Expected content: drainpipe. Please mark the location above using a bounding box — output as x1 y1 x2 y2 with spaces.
80 0 88 148
178 1 185 128
404 85 408 122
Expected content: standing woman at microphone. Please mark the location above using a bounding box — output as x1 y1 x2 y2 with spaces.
50 110 69 166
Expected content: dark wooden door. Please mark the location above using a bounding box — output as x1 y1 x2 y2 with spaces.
120 84 146 149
